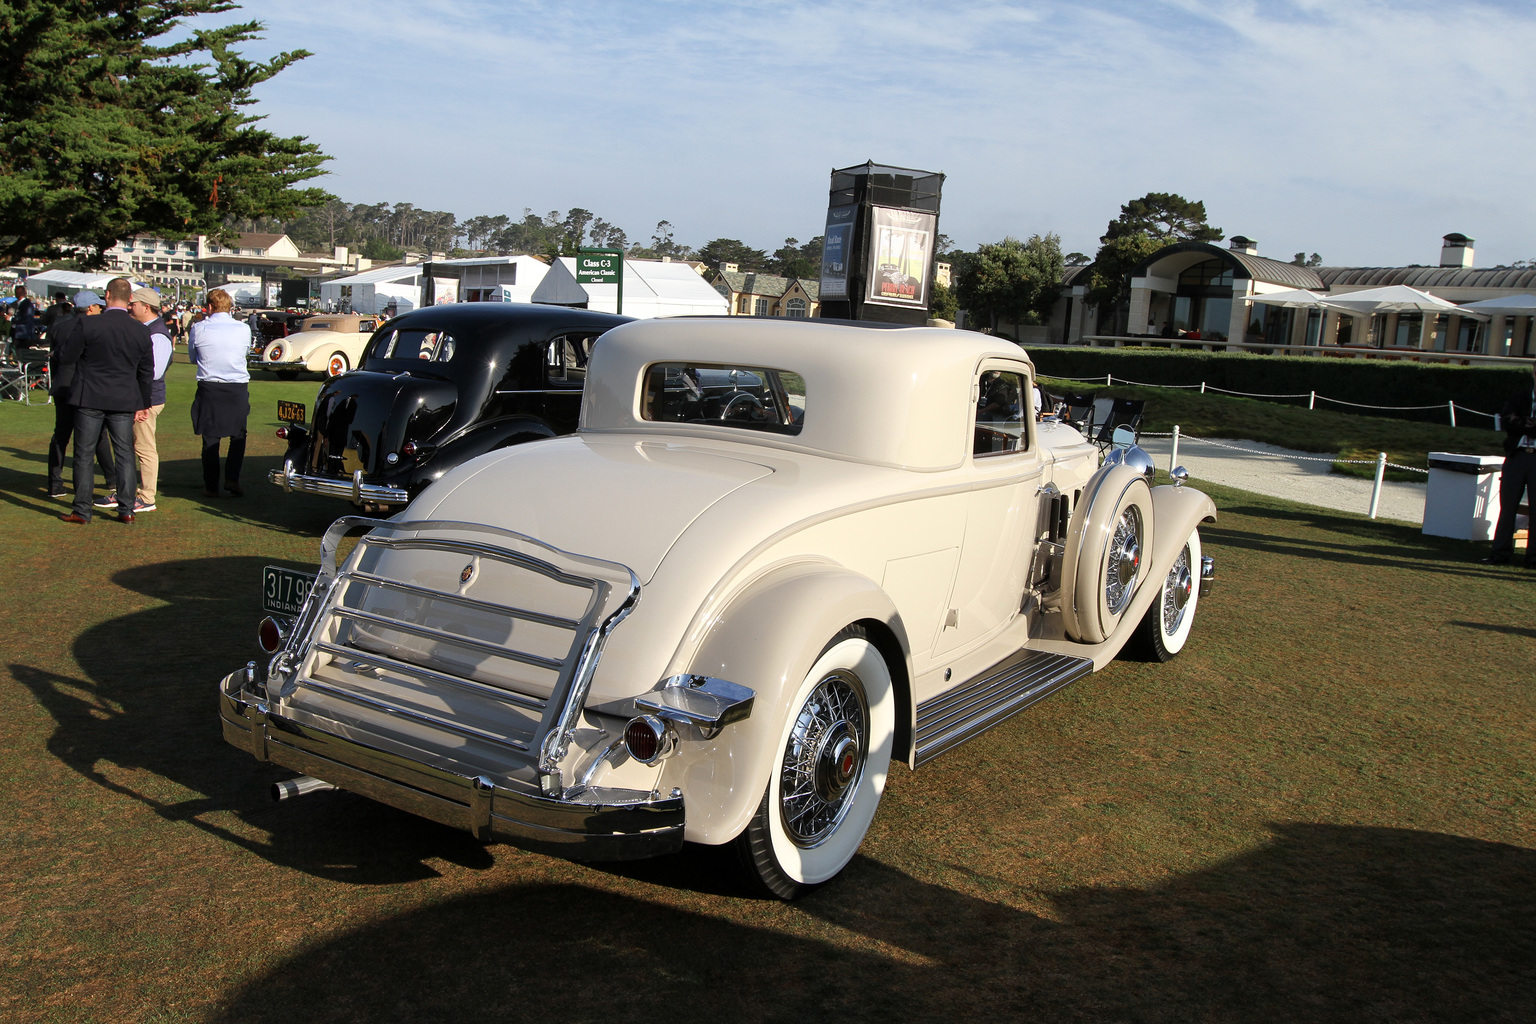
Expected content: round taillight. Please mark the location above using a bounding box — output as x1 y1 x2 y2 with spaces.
257 616 286 653
402 441 418 457
625 715 672 765
275 426 288 439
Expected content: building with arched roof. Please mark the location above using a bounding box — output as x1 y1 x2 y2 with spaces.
1058 233 1536 360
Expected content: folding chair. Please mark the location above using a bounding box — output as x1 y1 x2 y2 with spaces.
1092 398 1146 451
1060 392 1097 434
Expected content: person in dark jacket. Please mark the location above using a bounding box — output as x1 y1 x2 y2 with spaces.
58 278 152 524
45 291 115 498
10 285 41 349
1483 360 1536 566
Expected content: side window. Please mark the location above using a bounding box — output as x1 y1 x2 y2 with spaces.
974 370 1030 457
546 334 594 385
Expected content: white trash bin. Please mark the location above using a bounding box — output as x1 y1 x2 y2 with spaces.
1422 452 1504 541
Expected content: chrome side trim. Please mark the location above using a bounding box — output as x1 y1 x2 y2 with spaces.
915 649 1094 766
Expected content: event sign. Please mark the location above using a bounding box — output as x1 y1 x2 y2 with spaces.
576 249 622 285
819 205 856 299
864 205 934 308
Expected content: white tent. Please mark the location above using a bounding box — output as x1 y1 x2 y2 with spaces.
21 269 146 299
437 254 549 304
1323 284 1489 320
1456 294 1536 314
1246 288 1331 308
318 264 423 314
532 258 728 318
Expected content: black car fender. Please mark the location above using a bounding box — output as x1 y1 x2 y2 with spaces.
402 415 560 493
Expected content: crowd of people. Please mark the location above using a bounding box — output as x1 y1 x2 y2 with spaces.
3 279 253 522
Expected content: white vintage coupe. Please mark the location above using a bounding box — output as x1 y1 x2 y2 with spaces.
220 318 1215 897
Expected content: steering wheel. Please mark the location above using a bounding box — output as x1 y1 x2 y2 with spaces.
720 391 765 421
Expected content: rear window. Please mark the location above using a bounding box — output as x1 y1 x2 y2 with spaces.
370 328 457 363
641 362 805 435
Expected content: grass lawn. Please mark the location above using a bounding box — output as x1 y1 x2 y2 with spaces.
1 365 1532 1022
1041 377 1508 481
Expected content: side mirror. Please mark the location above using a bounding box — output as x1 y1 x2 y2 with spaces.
1112 425 1136 450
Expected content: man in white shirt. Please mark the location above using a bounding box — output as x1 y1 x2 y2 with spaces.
186 289 252 497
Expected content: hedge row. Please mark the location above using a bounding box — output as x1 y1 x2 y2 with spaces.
1028 345 1531 423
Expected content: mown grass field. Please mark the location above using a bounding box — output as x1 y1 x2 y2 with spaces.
1 363 1533 1022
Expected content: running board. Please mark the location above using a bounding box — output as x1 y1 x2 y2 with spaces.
914 649 1094 766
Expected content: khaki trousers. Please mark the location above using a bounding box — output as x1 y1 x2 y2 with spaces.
133 403 164 504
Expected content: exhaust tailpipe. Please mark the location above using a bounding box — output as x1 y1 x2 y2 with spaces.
271 775 338 802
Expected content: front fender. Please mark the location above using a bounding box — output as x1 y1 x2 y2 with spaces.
657 562 912 846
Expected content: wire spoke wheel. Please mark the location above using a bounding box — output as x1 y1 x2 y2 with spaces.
778 671 867 847
1104 504 1143 615
735 629 894 899
1137 528 1202 662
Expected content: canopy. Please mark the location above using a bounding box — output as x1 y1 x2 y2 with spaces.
1323 284 1488 320
1246 288 1330 308
1455 293 1536 314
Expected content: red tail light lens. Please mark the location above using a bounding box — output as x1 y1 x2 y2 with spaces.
275 427 288 439
257 616 286 653
402 441 418 457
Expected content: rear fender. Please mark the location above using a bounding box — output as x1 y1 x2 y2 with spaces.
403 417 559 492
657 563 912 846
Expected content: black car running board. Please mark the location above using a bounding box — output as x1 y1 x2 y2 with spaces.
914 649 1094 767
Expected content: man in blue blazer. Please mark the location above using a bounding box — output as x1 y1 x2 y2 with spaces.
58 278 153 524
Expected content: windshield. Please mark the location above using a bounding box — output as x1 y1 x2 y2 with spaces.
641 362 805 435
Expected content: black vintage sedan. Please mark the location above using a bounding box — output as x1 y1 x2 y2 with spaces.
269 303 631 511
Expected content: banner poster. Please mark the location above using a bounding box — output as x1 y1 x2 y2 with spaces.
819 205 856 299
865 205 934 308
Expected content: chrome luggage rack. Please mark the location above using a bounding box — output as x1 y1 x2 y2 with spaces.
265 515 640 797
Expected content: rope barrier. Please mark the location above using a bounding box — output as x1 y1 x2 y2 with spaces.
1039 372 1498 425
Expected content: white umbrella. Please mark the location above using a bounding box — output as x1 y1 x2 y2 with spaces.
1455 293 1536 315
1323 284 1489 320
1246 288 1330 307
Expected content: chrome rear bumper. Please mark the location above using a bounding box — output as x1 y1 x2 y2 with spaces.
269 459 410 504
219 669 685 860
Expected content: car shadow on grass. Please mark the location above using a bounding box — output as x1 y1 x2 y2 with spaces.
12 554 496 885
204 823 1535 1023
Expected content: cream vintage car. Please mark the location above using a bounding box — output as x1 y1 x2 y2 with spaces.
256 313 382 378
219 318 1215 898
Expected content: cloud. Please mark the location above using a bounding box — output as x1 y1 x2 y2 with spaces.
232 0 1536 265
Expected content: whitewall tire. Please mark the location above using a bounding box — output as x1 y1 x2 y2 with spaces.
1138 528 1201 661
735 628 895 899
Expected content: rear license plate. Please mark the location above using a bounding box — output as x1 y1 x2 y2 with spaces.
262 565 317 617
277 400 306 424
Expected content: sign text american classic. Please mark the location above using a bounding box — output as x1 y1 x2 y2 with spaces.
576 247 624 314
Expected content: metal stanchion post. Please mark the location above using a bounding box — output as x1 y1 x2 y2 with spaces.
1448 400 1456 427
1309 390 1316 410
1170 424 1180 474
1368 451 1387 519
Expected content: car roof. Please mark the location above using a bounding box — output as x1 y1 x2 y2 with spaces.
582 317 1033 471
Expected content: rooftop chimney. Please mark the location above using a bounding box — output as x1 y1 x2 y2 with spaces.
721 262 739 274
1440 233 1474 268
1228 236 1258 255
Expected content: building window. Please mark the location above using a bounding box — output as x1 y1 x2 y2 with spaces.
737 295 750 314
754 297 769 316
786 297 807 317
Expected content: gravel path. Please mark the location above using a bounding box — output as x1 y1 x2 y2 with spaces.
1135 435 1427 524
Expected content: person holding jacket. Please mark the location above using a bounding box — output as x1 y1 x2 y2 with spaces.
186 289 251 497
1484 361 1536 567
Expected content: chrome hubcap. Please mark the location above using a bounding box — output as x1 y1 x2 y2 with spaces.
780 671 867 848
1105 506 1143 615
1163 546 1193 634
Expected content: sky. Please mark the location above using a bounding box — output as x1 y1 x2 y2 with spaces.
223 0 1536 268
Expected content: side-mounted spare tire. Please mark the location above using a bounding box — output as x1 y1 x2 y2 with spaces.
1059 461 1155 644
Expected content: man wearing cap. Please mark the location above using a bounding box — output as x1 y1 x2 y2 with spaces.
45 291 116 498
1483 360 1536 567
112 288 172 511
58 277 152 524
